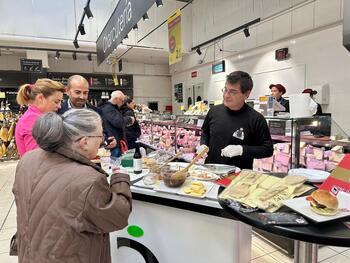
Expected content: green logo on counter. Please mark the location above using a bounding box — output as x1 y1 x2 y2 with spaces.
127 225 144 238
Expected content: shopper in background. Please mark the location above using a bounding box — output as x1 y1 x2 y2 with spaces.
302 88 323 115
198 71 273 169
269 83 290 112
58 75 116 149
121 97 141 149
13 109 132 263
15 78 65 157
99 91 135 157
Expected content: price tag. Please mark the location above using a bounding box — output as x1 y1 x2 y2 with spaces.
197 119 204 128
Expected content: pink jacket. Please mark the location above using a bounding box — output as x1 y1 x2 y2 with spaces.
15 105 43 157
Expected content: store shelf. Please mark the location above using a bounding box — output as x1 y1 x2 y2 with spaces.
271 135 350 149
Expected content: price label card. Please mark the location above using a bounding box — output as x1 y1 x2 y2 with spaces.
197 119 204 128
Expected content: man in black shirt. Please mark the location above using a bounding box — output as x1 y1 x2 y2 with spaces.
200 71 273 169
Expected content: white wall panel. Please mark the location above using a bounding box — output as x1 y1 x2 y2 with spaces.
273 12 292 40
223 33 244 54
261 0 281 18
291 2 314 34
243 26 258 50
314 0 342 27
256 20 273 45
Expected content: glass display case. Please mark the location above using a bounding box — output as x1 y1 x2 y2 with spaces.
260 115 350 172
138 113 350 172
137 113 204 161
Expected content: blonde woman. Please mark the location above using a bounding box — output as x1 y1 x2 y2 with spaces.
15 78 65 157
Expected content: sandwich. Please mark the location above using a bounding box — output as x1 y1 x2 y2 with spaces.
307 189 339 216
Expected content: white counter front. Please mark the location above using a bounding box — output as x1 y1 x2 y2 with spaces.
110 185 252 263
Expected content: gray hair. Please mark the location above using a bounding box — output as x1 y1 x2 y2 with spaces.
32 109 102 152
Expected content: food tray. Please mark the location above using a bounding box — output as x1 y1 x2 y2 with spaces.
283 191 350 223
206 184 220 200
288 168 330 183
133 179 157 189
177 181 215 199
154 181 186 194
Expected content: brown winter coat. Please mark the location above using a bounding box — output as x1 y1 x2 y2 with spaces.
12 147 132 263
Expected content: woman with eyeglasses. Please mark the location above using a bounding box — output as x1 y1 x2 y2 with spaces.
13 109 132 263
198 71 273 169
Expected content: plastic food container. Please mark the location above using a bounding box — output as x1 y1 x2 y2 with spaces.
161 166 187 187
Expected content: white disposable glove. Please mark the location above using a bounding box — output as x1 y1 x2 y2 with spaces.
196 144 209 154
221 145 243 158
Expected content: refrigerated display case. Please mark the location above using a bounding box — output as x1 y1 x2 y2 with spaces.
139 113 350 172
137 113 204 161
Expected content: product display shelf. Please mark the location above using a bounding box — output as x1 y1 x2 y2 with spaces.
262 116 350 172
138 113 204 157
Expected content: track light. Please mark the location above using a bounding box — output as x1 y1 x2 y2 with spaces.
142 13 149 21
196 47 202 55
133 24 138 30
73 39 79 49
84 4 93 19
79 24 86 35
156 0 163 7
87 53 92 61
72 52 77 60
243 28 250 38
55 51 60 60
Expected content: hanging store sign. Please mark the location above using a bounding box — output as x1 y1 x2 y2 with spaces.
20 59 42 73
96 0 155 65
212 60 225 74
168 9 182 65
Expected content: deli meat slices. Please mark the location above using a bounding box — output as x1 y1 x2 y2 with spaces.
258 185 288 201
219 170 313 212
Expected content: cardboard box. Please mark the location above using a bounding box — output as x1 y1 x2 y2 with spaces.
306 157 326 170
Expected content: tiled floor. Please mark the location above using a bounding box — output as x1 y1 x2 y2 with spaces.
0 161 349 263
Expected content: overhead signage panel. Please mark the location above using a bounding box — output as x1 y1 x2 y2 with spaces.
96 0 155 65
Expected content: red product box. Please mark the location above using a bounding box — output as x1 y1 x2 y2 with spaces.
320 154 350 195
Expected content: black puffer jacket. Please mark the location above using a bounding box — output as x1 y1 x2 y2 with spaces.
98 101 133 143
121 106 141 149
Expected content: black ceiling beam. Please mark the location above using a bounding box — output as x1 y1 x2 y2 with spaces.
191 18 261 51
73 0 91 48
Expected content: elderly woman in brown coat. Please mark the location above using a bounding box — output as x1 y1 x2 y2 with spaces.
12 109 132 263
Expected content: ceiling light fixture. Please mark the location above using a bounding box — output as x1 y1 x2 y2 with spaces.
84 4 93 19
196 47 202 55
155 0 163 7
55 51 60 60
142 13 149 21
72 52 77 60
79 24 86 35
87 53 92 61
73 39 79 49
243 28 250 38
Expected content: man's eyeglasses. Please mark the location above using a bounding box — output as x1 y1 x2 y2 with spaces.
221 88 241 96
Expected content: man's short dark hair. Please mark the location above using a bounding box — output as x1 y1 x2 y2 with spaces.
226 71 253 93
